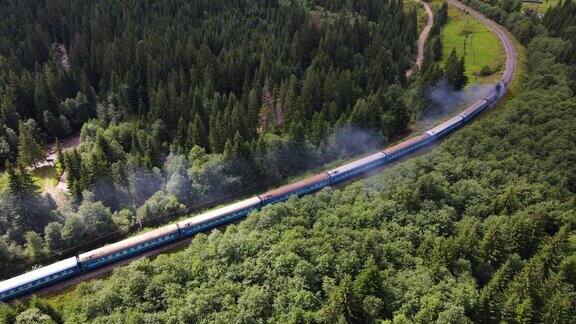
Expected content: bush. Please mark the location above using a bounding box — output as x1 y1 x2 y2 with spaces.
479 65 493 76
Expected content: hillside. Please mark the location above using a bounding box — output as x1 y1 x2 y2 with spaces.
0 1 574 322
0 0 419 279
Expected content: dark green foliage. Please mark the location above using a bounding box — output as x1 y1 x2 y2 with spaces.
444 48 468 90
1 1 576 323
437 2 449 27
0 0 417 168
16 120 43 168
5 5 575 320
0 0 422 279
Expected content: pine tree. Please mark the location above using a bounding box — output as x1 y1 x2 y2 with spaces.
437 2 449 26
173 117 188 153
17 120 43 168
55 138 65 172
187 113 207 150
445 48 468 90
458 55 469 88
65 149 84 198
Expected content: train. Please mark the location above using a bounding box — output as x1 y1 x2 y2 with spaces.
1 0 516 301
0 81 508 302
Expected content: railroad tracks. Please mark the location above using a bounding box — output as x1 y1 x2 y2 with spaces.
448 0 517 85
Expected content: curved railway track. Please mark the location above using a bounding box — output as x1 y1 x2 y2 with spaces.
1 0 518 303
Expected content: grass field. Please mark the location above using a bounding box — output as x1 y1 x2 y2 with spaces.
441 6 504 85
523 0 558 13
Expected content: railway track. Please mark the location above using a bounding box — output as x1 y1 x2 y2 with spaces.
0 0 517 304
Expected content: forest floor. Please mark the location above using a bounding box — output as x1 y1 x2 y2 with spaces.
441 5 504 84
0 134 79 205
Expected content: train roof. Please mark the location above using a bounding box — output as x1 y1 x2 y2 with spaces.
425 115 464 137
459 99 488 119
382 134 429 155
78 224 180 262
325 152 387 176
177 196 262 229
0 257 78 293
259 173 330 201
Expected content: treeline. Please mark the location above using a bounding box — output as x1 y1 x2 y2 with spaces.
458 0 543 44
0 0 417 165
407 1 450 115
2 0 574 320
0 0 418 278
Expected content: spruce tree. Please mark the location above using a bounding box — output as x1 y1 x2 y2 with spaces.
55 138 64 171
445 48 468 90
457 55 469 89
187 113 207 150
17 120 43 168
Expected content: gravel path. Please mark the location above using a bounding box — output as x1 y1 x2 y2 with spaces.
407 1 434 77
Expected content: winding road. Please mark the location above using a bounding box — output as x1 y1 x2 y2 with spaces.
407 1 434 77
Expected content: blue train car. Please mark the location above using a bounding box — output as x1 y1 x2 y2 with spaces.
383 134 431 161
325 152 388 184
425 116 465 139
259 173 331 206
0 257 80 302
458 99 488 121
78 224 180 270
178 197 262 237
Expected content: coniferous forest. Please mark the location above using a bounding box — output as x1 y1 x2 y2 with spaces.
1 0 576 322
0 0 418 279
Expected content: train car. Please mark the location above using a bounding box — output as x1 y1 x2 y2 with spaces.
78 224 180 270
0 257 80 302
178 196 262 237
382 134 431 161
259 173 330 205
483 91 498 104
325 152 388 184
458 99 488 120
425 115 465 139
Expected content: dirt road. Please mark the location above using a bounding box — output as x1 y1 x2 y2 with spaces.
407 1 434 77
34 135 80 170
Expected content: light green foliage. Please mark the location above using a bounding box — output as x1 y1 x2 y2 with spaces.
441 6 503 84
34 13 576 321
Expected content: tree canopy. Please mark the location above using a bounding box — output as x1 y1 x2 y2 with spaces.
1 1 575 322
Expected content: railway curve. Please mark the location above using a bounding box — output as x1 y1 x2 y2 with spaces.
0 0 518 303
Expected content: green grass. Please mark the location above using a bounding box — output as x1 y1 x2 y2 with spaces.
32 165 59 188
0 165 59 192
523 0 558 13
441 6 504 85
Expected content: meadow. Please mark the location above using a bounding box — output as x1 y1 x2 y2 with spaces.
441 6 504 84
